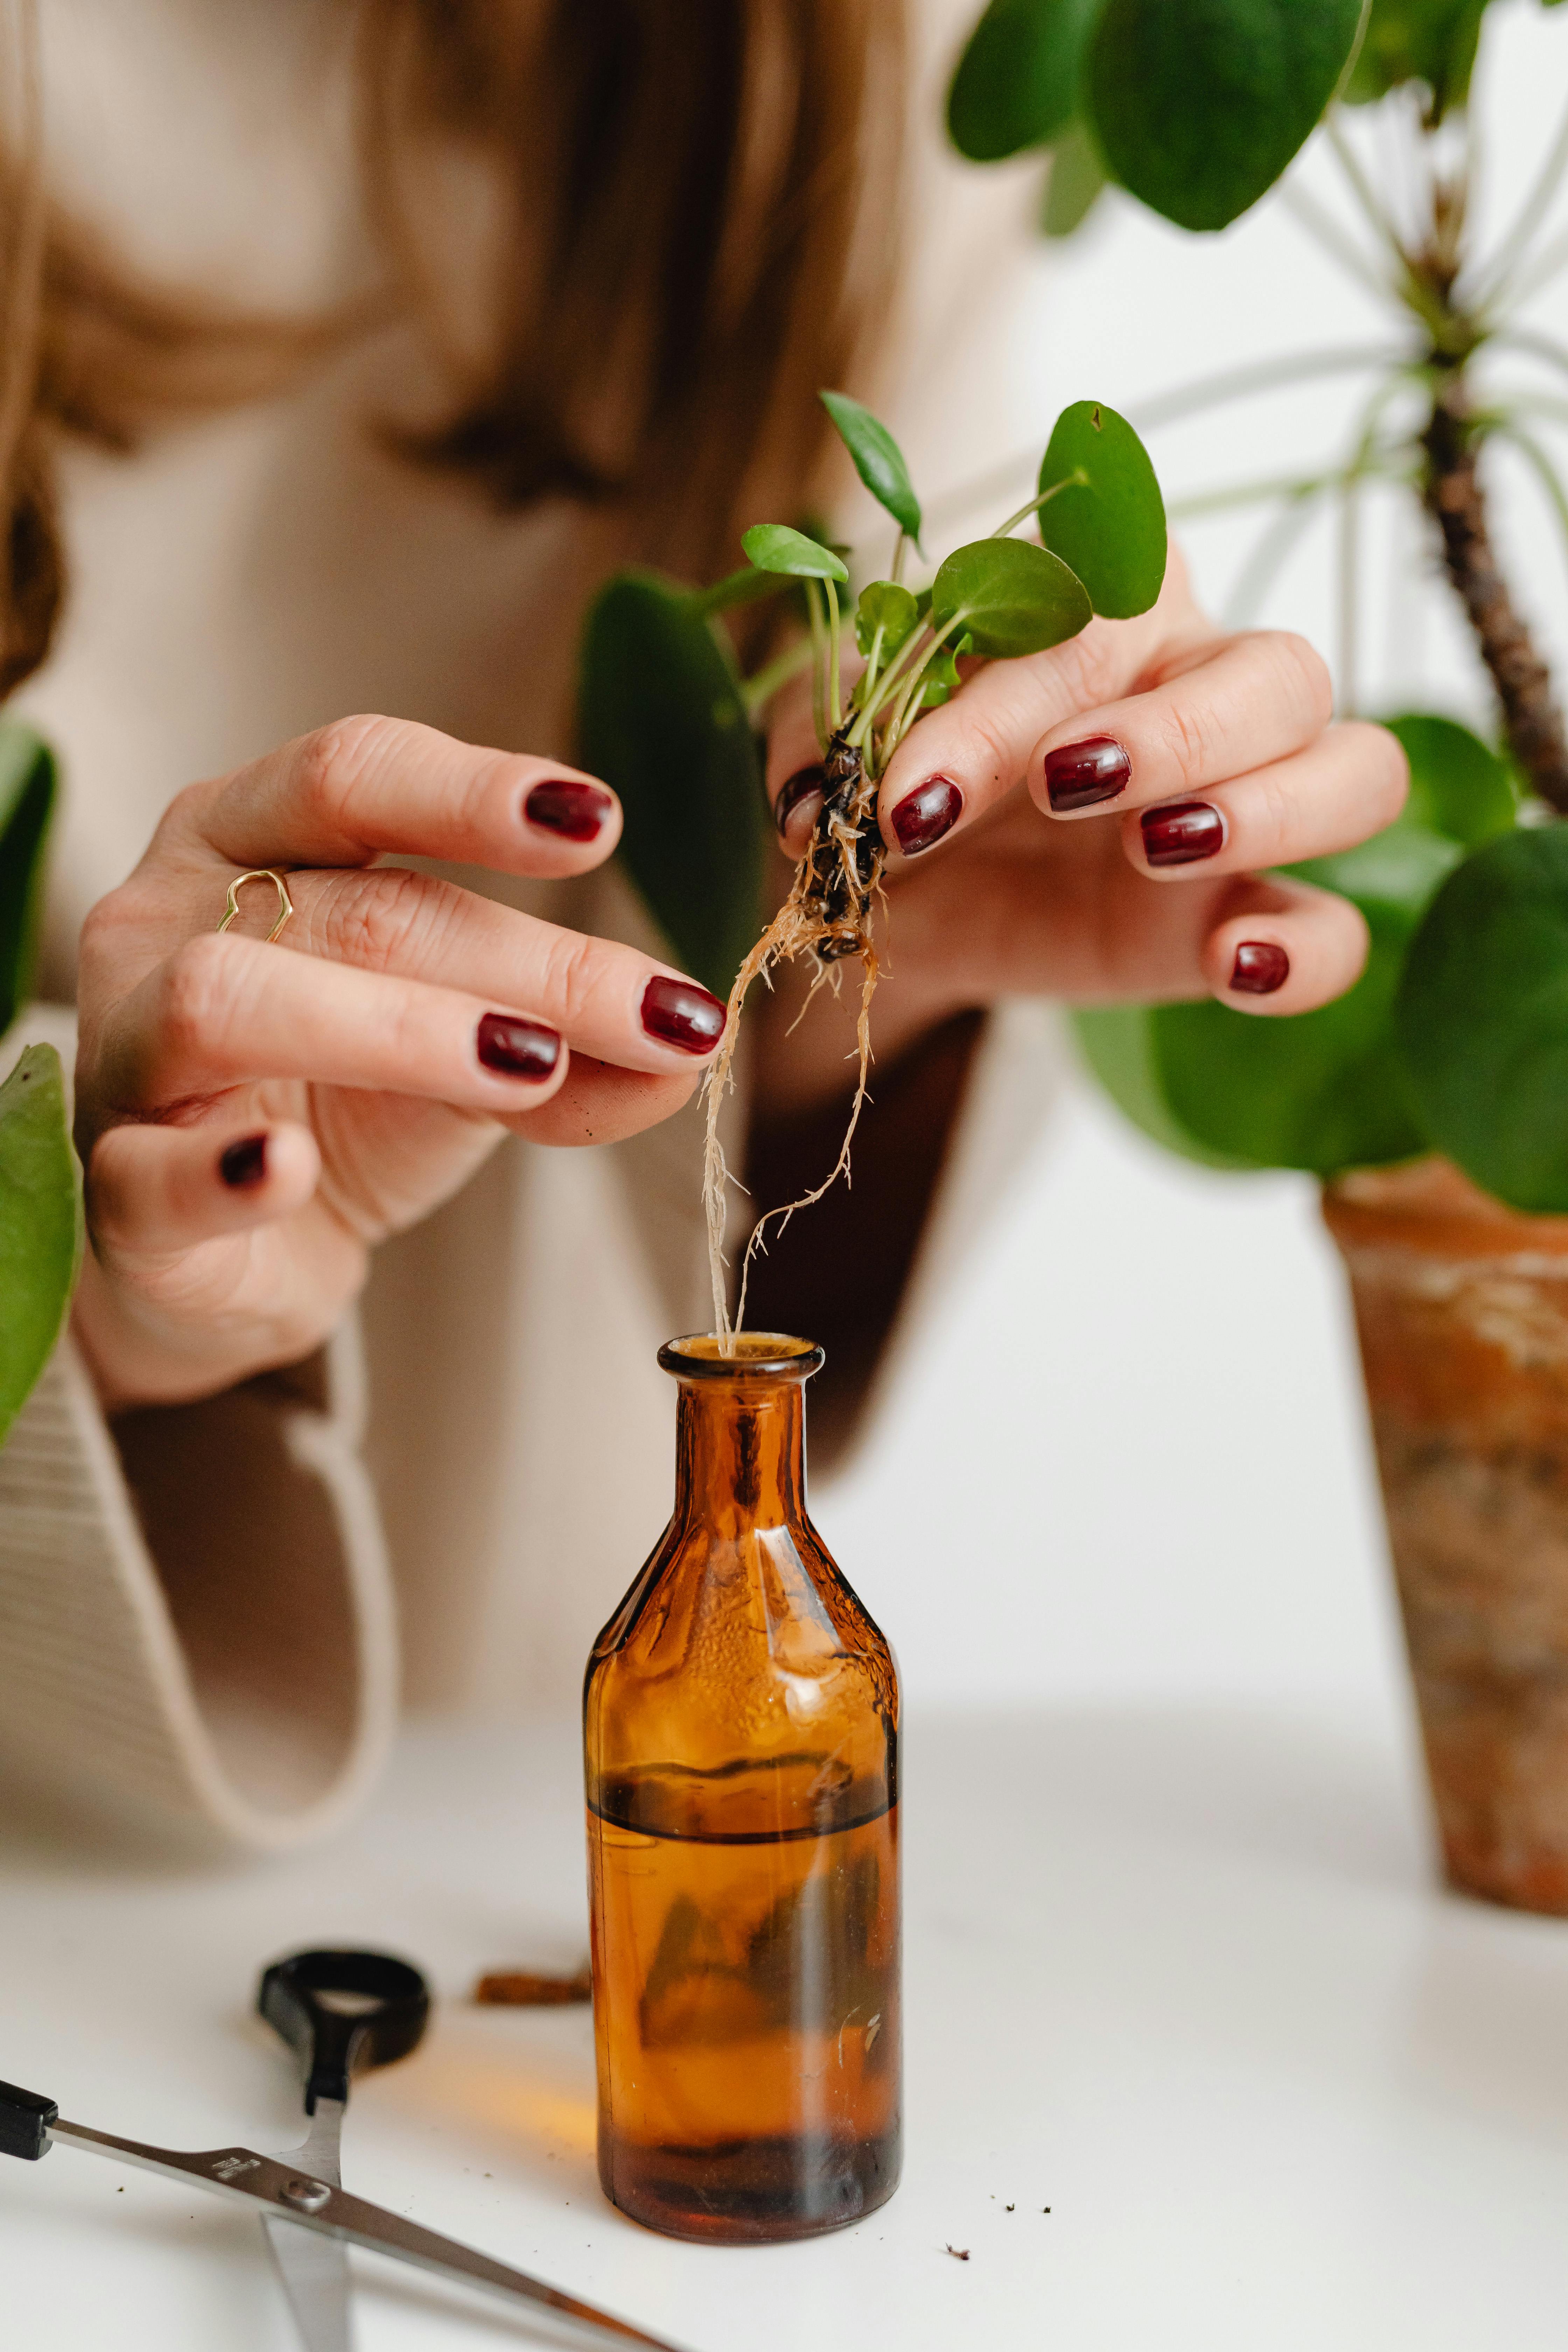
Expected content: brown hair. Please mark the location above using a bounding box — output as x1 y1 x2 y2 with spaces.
0 0 906 699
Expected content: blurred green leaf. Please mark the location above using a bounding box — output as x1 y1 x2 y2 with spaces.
947 0 1105 161
1345 0 1489 119
1042 120 1109 234
1037 400 1167 617
1072 1003 1250 1165
1078 798 1465 1175
578 572 767 1000
1085 0 1364 231
819 393 923 545
1396 827 1568 1211
854 580 921 660
0 722 56 1038
931 536 1092 657
0 1043 82 1449
1383 710 1518 845
741 524 848 583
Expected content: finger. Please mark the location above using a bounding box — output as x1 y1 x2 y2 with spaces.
1120 722 1407 882
1031 630 1333 821
89 1118 320 1255
764 674 831 854
91 932 578 1125
869 600 1198 858
1198 875 1370 1014
272 868 727 1072
167 715 623 880
503 1054 700 1148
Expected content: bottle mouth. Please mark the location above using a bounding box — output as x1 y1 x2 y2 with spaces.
659 1332 825 1381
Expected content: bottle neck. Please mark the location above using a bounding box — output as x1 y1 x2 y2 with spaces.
673 1375 806 1531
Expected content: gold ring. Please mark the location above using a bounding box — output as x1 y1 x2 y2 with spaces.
217 869 294 944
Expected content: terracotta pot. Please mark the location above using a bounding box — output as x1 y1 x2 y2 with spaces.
1325 1160 1568 1912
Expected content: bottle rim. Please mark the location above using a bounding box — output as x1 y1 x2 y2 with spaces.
658 1332 825 1381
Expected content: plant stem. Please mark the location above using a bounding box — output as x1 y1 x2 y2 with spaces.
891 531 908 587
991 471 1086 539
688 566 789 621
824 576 843 732
1325 108 1409 272
1477 89 1568 303
1422 370 1568 808
1280 183 1393 301
806 580 827 748
740 635 815 722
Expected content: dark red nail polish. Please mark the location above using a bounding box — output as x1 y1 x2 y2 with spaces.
1045 735 1131 811
641 974 727 1054
1230 941 1290 995
776 764 825 839
892 775 963 856
219 1133 267 1189
477 1011 561 1081
1141 799 1225 867
525 778 614 841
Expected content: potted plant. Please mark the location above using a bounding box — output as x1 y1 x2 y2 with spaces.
942 0 1568 1910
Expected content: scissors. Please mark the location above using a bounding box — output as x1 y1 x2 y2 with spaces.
256 1946 430 2352
0 1942 693 2352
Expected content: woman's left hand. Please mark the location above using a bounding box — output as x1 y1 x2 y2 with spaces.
759 548 1407 1107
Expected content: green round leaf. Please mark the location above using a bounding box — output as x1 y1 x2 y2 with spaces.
578 572 767 1000
1080 801 1463 1175
930 536 1092 658
1037 400 1167 618
855 580 921 660
0 1043 82 1448
741 523 848 583
1085 0 1365 231
819 393 922 545
1396 826 1568 1211
1042 119 1110 236
1148 902 1428 1172
1384 710 1518 846
1072 1004 1251 1167
947 0 1106 162
0 722 56 1040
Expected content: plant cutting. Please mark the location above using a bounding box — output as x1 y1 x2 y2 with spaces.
579 389 1167 1345
948 0 1568 1909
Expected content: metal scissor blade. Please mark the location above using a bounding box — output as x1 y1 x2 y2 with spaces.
49 2119 697 2352
265 2098 352 2352
265 2212 354 2352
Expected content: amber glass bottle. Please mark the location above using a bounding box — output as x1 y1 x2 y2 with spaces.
583 1333 900 2244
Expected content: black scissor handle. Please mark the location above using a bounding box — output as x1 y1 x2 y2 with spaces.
258 1948 430 2113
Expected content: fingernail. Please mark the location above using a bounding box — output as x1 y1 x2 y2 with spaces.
1141 799 1225 867
524 778 614 842
477 1011 562 1081
776 764 825 840
641 974 727 1054
1230 941 1290 995
892 775 963 856
1045 735 1130 812
219 1133 268 1189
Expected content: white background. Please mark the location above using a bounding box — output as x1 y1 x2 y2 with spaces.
818 0 1568 1722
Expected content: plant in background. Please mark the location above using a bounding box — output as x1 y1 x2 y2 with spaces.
579 390 1166 1338
0 724 82 1444
948 0 1568 1210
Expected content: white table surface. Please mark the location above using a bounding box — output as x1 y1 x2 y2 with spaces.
6 1702 1568 2350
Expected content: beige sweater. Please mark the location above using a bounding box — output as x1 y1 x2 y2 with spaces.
0 0 1063 1850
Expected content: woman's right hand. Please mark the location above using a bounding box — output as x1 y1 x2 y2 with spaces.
71 715 728 1411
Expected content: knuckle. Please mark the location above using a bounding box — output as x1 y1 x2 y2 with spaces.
534 924 604 1030
1157 695 1219 785
159 932 236 1061
316 865 451 972
292 713 401 835
1267 630 1334 727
